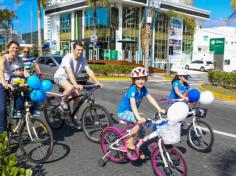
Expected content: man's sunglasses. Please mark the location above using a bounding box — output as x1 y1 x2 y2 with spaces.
24 51 29 53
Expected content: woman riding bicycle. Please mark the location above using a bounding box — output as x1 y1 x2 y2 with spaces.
0 40 30 134
54 41 103 123
117 67 165 159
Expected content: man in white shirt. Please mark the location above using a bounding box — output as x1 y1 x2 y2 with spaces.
54 41 103 112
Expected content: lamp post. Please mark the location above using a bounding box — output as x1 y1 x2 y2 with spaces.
144 0 152 73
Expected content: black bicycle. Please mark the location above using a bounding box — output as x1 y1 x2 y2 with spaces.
6 85 54 164
44 84 112 143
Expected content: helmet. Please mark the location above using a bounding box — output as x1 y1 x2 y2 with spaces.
130 67 148 78
177 70 189 76
10 63 24 72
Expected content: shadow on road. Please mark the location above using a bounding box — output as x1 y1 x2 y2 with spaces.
213 149 236 176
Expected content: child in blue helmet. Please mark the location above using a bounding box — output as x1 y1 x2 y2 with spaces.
117 67 165 158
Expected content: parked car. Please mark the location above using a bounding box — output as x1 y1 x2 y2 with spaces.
185 60 214 72
36 55 89 83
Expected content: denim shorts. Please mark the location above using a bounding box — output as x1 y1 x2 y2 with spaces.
54 76 67 85
117 111 137 123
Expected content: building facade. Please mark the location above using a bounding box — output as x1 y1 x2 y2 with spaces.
193 26 236 72
44 0 210 68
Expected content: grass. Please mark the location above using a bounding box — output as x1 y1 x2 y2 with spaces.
200 84 236 98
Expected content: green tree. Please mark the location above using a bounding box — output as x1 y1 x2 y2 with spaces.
0 9 16 48
231 0 236 11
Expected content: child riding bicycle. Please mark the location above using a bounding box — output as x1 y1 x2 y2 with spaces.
168 70 190 102
117 67 165 159
8 63 40 118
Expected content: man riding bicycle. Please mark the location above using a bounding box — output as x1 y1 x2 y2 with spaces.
54 41 103 117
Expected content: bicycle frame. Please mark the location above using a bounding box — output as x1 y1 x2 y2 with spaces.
7 89 39 141
102 119 174 168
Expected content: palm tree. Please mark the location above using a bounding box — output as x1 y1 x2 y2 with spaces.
37 0 47 56
0 9 16 47
15 0 46 56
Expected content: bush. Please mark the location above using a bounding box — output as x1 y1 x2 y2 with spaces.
208 71 236 88
0 132 32 176
89 64 135 76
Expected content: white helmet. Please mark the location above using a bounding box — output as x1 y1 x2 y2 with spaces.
130 67 148 78
177 70 189 76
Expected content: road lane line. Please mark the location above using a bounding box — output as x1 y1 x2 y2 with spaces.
213 129 236 138
188 123 236 138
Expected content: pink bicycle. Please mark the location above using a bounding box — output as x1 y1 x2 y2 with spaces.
99 115 187 176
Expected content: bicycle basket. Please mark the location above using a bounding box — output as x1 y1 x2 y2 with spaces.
159 123 181 145
196 108 208 118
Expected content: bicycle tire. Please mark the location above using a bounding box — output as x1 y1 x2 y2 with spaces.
101 126 127 163
187 120 214 152
18 116 54 164
44 96 65 129
82 103 112 143
152 145 187 176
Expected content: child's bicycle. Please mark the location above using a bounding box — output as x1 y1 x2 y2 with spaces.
98 114 187 176
44 84 112 143
6 85 54 164
161 98 214 152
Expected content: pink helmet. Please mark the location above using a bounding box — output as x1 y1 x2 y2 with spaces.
130 67 148 78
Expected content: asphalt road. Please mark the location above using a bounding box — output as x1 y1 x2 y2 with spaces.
17 80 236 176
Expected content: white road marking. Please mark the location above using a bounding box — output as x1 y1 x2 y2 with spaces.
213 129 236 138
188 123 236 139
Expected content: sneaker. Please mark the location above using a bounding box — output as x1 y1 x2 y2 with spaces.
59 103 70 113
74 118 82 130
33 110 41 117
13 111 22 119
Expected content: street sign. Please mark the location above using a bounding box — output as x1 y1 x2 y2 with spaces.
210 38 225 55
90 34 97 42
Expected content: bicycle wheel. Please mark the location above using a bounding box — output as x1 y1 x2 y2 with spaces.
82 103 112 143
152 146 187 176
187 120 214 152
44 96 65 129
101 126 126 163
18 115 54 164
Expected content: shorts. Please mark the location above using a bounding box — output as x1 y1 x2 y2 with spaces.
117 111 137 123
54 76 67 85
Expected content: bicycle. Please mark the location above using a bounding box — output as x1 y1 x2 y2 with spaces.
44 84 113 143
6 85 54 164
161 98 214 152
99 115 187 176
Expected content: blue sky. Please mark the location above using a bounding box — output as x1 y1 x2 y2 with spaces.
0 0 235 34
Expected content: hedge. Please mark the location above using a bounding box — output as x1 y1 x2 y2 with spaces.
89 64 136 75
208 70 236 88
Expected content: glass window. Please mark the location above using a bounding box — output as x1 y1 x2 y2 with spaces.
38 57 45 64
60 14 71 33
203 36 208 41
206 61 213 64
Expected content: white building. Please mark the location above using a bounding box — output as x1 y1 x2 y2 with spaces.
193 26 236 72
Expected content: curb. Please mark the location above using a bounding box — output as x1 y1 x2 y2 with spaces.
198 85 236 102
